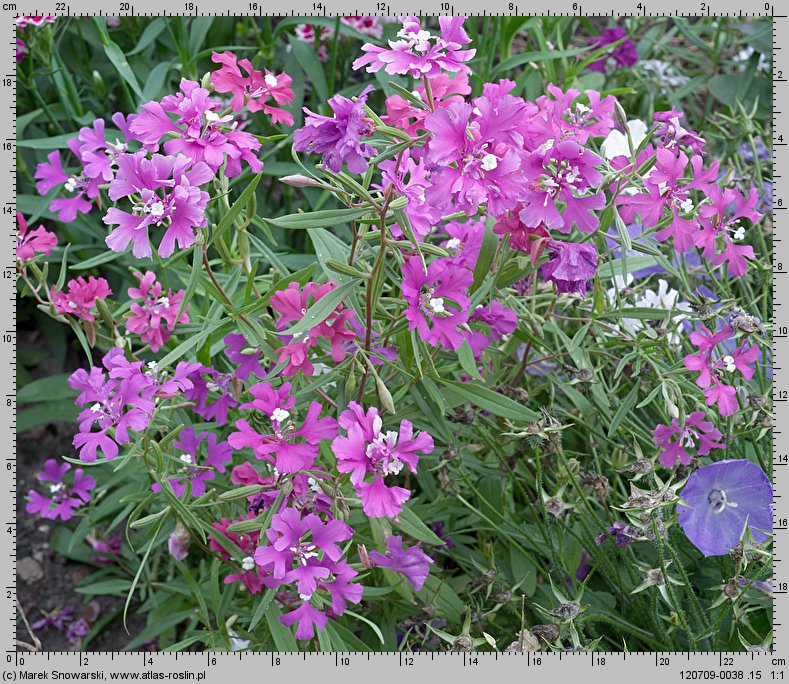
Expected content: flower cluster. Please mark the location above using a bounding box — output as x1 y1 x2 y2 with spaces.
26 459 95 521
683 325 758 416
125 271 189 352
653 411 726 468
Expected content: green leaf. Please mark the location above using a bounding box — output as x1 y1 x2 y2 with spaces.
70 250 125 271
18 400 79 432
266 605 299 650
472 216 498 292
280 279 357 337
266 206 371 230
607 383 641 437
437 379 541 423
494 46 590 75
394 506 447 546
17 374 78 403
456 340 481 380
103 41 144 101
598 256 658 279
17 134 75 150
128 17 166 55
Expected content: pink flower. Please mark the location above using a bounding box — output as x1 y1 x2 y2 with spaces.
539 240 598 296
224 333 265 381
130 80 262 177
151 429 232 498
25 459 95 521
15 16 55 29
439 219 485 269
493 208 550 263
293 86 376 174
653 108 706 155
210 51 295 125
401 257 472 350
279 602 328 640
209 515 271 595
694 186 760 276
332 402 434 518
103 151 212 258
16 213 57 262
353 16 475 78
52 276 111 322
228 382 337 473
653 412 726 468
270 281 357 376
368 535 434 591
383 72 470 135
168 530 189 561
467 300 518 357
15 39 25 63
125 271 189 352
682 325 758 417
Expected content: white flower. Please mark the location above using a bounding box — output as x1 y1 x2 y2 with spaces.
600 119 648 160
428 297 446 314
480 154 498 171
270 407 290 423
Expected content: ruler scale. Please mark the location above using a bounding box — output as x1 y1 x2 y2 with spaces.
6 3 784 680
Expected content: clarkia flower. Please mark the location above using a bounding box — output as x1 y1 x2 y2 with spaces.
587 26 638 73
16 212 57 262
15 15 56 28
228 382 337 473
130 79 262 177
401 257 472 350
683 325 758 416
152 428 232 498
224 333 265 381
332 402 434 518
25 458 95 521
678 459 772 557
368 535 433 591
653 108 706 155
353 16 475 78
293 86 376 174
652 412 726 468
270 281 357 377
539 240 598 297
52 276 111 322
103 151 212 258
210 51 295 125
126 271 189 352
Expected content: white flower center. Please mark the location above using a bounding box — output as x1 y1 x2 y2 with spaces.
264 73 278 87
241 556 256 571
723 355 736 372
179 453 193 465
204 111 220 123
428 297 445 314
270 407 290 423
147 201 165 217
446 237 461 251
480 153 498 171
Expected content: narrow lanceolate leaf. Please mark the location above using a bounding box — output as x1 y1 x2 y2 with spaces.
103 42 144 101
265 206 372 230
437 379 541 422
280 279 358 337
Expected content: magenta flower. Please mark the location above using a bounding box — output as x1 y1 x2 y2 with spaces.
518 139 606 234
103 151 212 258
539 240 598 296
368 535 434 591
15 39 25 63
529 84 616 145
15 15 56 28
678 459 772 556
25 459 95 521
68 349 161 462
493 208 550 263
379 150 443 242
401 257 472 350
228 382 337 473
34 150 93 223
125 271 189 352
595 521 636 548
210 515 272 595
270 281 357 376
130 80 262 177
587 27 638 73
694 186 760 276
210 51 295 125
224 333 265 381
353 16 475 78
332 402 434 518
293 85 376 174
439 219 485 269
652 412 726 468
152 428 232 498
683 325 758 416
467 301 518 357
424 100 525 216
16 213 57 262
182 366 238 425
653 108 706 155
51 276 111 322
383 71 470 135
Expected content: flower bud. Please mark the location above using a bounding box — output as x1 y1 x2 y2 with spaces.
279 174 323 189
